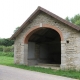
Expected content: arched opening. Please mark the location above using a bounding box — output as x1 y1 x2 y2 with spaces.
26 27 61 66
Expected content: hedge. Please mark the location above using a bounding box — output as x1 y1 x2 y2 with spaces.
0 46 13 52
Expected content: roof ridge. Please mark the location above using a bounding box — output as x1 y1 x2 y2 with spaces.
10 6 80 40
38 6 80 30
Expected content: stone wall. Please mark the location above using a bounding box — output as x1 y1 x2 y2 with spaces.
14 12 80 70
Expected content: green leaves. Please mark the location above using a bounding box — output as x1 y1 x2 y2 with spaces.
65 17 70 22
14 26 20 33
65 14 80 26
0 38 14 46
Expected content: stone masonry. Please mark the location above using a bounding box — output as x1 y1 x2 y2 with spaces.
13 11 80 70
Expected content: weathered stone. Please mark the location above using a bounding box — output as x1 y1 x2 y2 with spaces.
14 11 80 70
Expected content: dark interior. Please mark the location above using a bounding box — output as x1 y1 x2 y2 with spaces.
28 28 61 64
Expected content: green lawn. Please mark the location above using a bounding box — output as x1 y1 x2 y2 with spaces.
0 56 13 65
0 56 80 79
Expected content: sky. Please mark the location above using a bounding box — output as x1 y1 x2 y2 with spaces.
0 0 80 38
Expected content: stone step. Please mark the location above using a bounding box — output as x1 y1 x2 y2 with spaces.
37 63 60 67
35 63 60 70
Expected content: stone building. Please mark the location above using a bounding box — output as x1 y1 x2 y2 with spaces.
10 6 80 70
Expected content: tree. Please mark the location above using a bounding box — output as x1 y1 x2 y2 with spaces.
65 16 70 22
0 38 14 46
14 27 20 33
65 14 80 26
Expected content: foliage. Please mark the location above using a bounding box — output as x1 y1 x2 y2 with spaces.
0 38 14 46
0 46 13 52
0 46 14 57
65 14 80 26
0 52 14 57
3 46 14 52
0 46 3 51
0 56 80 79
65 16 70 22
14 26 20 33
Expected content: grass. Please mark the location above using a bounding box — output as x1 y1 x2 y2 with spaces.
0 56 80 79
0 56 13 65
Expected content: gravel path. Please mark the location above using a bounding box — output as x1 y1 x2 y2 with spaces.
0 65 78 80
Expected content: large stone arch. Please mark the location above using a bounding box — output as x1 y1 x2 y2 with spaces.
24 24 63 44
23 24 64 66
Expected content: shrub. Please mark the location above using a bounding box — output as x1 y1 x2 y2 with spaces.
0 46 3 51
0 52 14 57
0 46 14 57
0 46 14 52
3 46 14 52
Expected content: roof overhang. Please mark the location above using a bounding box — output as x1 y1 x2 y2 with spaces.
10 6 80 40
